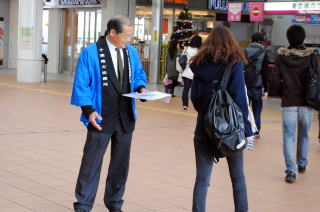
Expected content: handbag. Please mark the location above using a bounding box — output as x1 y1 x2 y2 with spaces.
178 73 184 85
176 56 183 73
179 47 188 70
163 73 173 86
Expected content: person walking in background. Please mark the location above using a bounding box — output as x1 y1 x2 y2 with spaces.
0 27 4 65
70 15 147 212
181 35 202 110
165 39 179 97
244 32 269 138
275 25 315 183
318 112 320 143
190 26 254 212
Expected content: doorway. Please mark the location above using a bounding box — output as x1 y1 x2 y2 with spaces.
61 9 101 73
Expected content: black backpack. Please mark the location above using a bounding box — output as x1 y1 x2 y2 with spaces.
204 65 247 163
244 48 264 88
306 50 320 110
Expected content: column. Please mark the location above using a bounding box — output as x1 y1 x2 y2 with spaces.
128 0 136 25
102 0 131 29
17 0 43 83
9 0 19 69
47 9 61 74
149 0 163 84
271 15 292 46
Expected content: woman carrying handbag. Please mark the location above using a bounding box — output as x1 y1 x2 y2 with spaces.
181 35 202 110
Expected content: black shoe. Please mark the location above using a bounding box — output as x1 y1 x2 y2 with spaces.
285 171 296 183
110 210 123 212
298 165 306 173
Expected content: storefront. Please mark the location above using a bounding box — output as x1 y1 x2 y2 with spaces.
263 1 320 60
134 0 216 44
134 0 219 80
43 0 103 73
207 0 256 48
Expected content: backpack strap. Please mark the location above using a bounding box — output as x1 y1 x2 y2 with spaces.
181 47 188 55
220 65 233 89
247 48 264 61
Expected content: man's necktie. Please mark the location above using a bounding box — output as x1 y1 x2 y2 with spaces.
115 48 124 89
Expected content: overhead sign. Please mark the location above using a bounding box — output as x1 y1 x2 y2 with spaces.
43 0 102 7
228 3 242 22
250 2 264 22
208 0 249 13
58 0 100 5
264 1 320 15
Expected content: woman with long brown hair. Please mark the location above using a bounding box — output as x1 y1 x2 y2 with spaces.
190 26 254 212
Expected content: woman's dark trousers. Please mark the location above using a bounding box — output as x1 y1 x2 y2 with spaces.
182 77 192 107
192 136 248 212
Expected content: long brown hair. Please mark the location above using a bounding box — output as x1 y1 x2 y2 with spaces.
191 26 247 66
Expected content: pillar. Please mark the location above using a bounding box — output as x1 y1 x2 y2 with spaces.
149 0 163 84
47 9 62 74
17 0 43 82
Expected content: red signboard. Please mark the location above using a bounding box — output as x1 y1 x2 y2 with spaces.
250 2 264 22
165 0 188 4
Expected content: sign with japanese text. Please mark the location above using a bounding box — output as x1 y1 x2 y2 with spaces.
59 0 99 5
250 2 264 22
43 0 102 8
265 1 320 15
228 3 242 22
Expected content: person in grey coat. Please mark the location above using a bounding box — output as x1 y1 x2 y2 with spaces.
244 32 269 137
165 39 179 96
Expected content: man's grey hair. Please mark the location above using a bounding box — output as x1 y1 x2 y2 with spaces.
105 15 133 36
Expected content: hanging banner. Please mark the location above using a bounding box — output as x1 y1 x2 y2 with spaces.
0 17 4 66
250 2 264 22
228 3 242 22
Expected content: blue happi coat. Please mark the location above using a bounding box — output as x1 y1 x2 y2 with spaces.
70 43 147 126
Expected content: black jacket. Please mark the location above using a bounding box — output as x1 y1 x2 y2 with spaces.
275 46 318 107
191 60 253 137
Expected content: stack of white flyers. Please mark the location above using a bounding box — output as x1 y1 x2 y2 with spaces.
123 91 172 103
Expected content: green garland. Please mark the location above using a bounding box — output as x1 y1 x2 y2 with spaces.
160 43 168 81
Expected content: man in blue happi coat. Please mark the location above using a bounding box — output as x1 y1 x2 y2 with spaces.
70 15 147 212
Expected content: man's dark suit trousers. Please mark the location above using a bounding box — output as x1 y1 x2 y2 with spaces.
73 122 133 212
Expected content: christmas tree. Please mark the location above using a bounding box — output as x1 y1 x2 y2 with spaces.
172 7 194 48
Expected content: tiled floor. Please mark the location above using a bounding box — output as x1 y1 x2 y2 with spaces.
1 72 320 212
